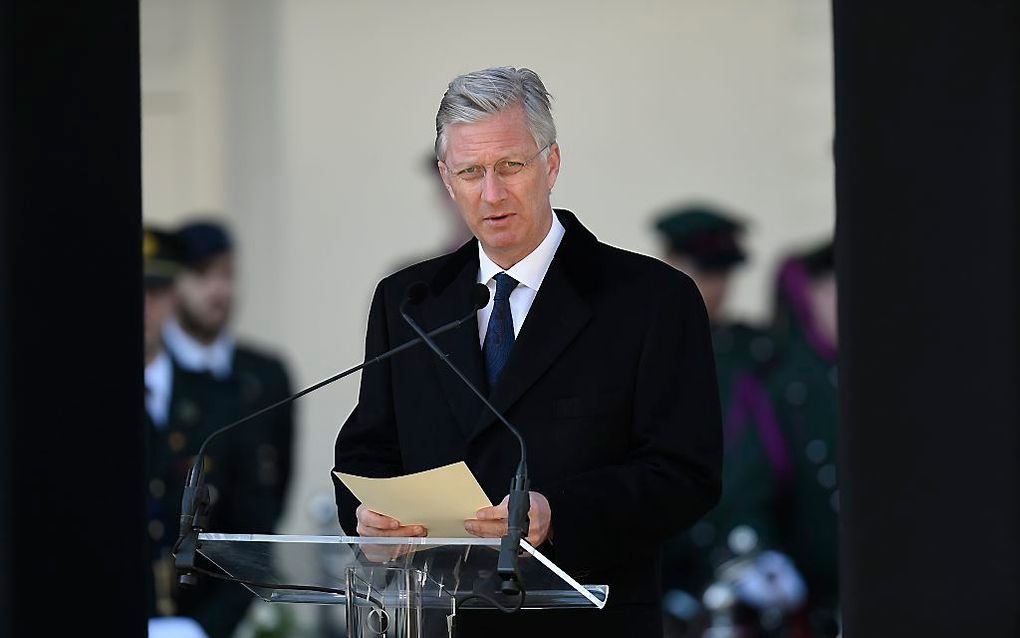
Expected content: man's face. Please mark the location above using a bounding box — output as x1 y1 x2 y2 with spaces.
175 253 234 339
438 104 561 268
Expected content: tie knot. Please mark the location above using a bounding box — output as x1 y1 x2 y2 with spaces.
492 272 519 302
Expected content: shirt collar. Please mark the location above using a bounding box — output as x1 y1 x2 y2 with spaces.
162 317 235 378
144 349 173 426
477 212 566 291
144 349 172 393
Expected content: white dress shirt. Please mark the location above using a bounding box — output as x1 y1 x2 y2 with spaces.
162 318 235 379
477 212 566 345
144 349 173 428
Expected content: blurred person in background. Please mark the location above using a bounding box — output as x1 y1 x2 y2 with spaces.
144 227 208 638
767 239 840 637
152 220 294 637
654 206 807 637
166 220 295 523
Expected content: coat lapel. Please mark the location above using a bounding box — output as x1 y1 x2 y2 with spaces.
420 240 488 438
467 209 600 443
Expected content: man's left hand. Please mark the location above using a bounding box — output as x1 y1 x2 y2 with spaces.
465 491 552 546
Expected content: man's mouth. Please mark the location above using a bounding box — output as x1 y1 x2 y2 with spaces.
484 213 515 222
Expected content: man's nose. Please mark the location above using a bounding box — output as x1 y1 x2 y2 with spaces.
480 171 507 205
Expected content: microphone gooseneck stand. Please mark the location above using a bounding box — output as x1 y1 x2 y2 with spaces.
172 292 485 592
399 282 531 600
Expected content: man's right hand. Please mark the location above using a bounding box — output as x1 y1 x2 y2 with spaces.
355 504 428 537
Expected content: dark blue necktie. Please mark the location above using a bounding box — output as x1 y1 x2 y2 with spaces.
483 272 520 390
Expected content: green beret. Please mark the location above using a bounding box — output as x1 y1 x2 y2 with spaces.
653 205 747 271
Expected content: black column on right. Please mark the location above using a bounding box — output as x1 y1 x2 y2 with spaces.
833 3 1018 636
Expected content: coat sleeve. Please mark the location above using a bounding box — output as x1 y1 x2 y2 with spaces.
332 281 405 535
542 275 723 573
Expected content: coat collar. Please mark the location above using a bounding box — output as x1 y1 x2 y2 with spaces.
429 208 602 296
423 209 601 442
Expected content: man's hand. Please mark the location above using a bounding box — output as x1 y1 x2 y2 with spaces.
355 504 427 537
464 491 553 546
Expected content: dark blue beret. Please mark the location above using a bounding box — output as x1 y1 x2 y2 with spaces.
176 221 233 267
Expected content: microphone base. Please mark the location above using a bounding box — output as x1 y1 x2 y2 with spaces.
497 532 524 595
496 481 530 595
173 481 211 589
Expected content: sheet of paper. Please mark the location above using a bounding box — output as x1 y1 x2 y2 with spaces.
334 461 493 538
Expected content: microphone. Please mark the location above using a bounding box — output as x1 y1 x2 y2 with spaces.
173 287 485 586
399 282 530 597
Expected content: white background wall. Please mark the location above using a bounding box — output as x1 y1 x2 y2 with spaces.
142 0 833 544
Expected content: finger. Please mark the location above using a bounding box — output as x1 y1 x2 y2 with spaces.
358 507 401 530
358 523 428 538
476 496 509 520
464 518 508 538
361 545 404 563
526 521 548 546
474 507 506 521
525 492 550 544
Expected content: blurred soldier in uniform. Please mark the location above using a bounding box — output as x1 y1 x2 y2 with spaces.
654 206 806 636
144 228 208 638
146 220 294 637
767 240 839 636
164 220 295 520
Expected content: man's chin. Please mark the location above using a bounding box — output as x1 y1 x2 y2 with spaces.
477 228 523 251
181 312 229 341
205 318 229 335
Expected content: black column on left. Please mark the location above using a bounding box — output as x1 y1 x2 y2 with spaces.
0 1 145 634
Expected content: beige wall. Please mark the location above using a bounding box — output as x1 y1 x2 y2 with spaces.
142 0 833 543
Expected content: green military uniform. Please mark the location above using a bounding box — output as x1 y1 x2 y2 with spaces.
709 321 788 551
662 321 786 582
766 242 840 635
653 208 791 632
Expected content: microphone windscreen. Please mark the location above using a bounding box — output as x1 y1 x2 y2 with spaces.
404 282 430 305
470 283 491 310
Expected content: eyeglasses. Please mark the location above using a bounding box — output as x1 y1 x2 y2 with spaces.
444 144 551 185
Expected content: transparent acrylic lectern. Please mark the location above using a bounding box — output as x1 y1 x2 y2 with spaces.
196 533 608 638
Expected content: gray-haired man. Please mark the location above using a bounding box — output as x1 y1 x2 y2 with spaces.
333 67 722 635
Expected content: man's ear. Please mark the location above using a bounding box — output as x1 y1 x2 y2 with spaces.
438 161 456 200
544 143 561 192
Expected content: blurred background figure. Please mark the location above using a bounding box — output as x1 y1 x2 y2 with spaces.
166 220 295 523
655 205 808 637
147 219 296 637
767 240 839 637
144 227 209 638
145 228 185 425
656 204 746 325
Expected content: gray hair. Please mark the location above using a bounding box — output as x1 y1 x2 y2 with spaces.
435 67 556 161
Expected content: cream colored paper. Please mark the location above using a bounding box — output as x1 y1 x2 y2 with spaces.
334 461 493 538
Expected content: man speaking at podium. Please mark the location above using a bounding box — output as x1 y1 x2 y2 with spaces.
333 67 722 635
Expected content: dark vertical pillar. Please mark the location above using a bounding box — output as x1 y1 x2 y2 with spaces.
0 1 145 634
834 3 1019 636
